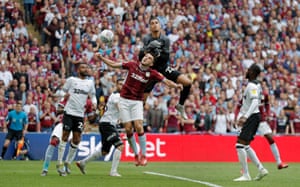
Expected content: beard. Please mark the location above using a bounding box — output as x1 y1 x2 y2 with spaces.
78 71 88 77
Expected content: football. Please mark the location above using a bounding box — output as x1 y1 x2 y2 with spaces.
99 29 114 44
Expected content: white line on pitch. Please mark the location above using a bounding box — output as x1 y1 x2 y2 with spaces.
144 171 223 187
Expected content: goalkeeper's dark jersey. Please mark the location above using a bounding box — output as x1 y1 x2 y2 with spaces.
139 33 170 72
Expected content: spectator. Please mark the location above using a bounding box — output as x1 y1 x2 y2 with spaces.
27 106 40 132
146 100 164 133
165 97 181 133
212 106 230 134
181 105 196 134
290 105 300 134
39 101 56 133
275 109 290 135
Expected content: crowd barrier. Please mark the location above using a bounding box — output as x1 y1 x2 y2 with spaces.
0 132 299 162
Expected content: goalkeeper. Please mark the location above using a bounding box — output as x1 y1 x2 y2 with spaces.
139 16 192 119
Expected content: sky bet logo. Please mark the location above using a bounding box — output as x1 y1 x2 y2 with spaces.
77 136 166 159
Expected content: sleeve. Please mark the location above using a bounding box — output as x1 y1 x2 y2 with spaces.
89 81 97 106
121 61 132 69
151 70 164 82
62 77 72 92
5 112 11 123
110 93 120 104
247 85 259 100
24 113 29 125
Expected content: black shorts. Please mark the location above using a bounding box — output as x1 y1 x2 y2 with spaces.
62 112 84 133
238 113 261 142
144 66 181 93
5 129 23 141
99 122 123 153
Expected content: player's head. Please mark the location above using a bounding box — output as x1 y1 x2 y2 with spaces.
116 78 124 92
246 63 261 80
149 16 161 33
76 62 89 78
141 53 155 67
15 101 23 112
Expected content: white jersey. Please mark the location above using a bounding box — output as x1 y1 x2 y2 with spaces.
100 91 120 126
238 81 261 118
63 77 96 117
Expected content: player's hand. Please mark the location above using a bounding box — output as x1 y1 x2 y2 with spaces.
176 84 183 91
147 40 162 49
237 116 247 126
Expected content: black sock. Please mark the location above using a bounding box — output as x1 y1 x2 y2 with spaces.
179 85 191 105
1 147 7 158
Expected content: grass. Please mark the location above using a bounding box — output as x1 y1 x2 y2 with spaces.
0 161 299 187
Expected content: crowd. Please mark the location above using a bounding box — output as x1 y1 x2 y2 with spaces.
0 0 299 135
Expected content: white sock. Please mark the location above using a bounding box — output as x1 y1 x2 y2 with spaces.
236 143 249 176
270 143 281 165
57 141 67 165
111 149 121 174
246 145 264 170
82 149 102 164
65 142 78 164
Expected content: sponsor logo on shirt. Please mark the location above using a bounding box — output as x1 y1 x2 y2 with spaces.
130 73 148 83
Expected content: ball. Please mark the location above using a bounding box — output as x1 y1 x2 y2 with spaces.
99 29 114 44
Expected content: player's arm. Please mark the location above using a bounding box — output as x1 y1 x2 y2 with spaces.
162 78 183 90
237 99 259 126
23 114 29 135
97 53 122 68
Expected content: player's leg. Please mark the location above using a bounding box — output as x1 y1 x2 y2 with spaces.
100 124 124 176
133 119 147 166
164 68 191 119
259 122 288 169
1 139 11 159
132 99 147 166
119 97 140 165
234 139 251 181
64 130 82 174
57 114 73 176
41 136 59 176
1 130 14 159
76 124 108 174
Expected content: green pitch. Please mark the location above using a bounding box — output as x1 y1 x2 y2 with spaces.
0 161 299 187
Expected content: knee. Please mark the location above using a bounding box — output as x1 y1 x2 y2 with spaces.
50 137 60 147
117 144 124 152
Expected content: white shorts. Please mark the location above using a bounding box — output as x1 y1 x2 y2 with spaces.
119 97 143 123
50 123 73 142
257 121 272 135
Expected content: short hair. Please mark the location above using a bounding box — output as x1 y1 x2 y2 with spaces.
75 62 87 70
149 16 159 24
249 63 261 77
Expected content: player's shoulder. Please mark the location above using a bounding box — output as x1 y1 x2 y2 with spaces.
159 34 169 41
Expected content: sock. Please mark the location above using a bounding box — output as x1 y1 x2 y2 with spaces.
179 85 191 105
42 145 55 171
245 145 264 170
270 143 282 165
1 146 7 158
236 143 249 176
82 148 102 164
111 149 121 174
127 133 139 155
57 141 67 165
138 133 146 156
65 142 78 164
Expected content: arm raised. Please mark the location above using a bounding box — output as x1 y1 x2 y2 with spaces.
97 53 122 68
